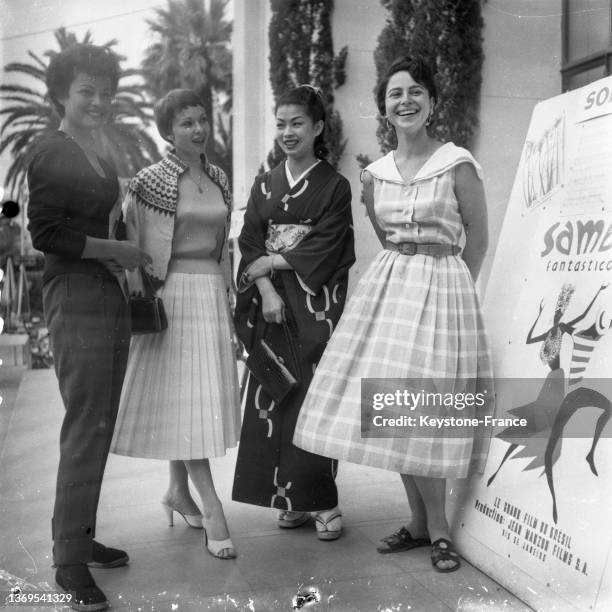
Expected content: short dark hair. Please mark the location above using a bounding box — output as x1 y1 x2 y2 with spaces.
275 85 328 160
46 44 120 117
154 89 207 142
375 56 437 116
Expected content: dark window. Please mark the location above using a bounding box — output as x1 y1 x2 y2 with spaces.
562 0 612 91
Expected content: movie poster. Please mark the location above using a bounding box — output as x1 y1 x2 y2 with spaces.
457 76 612 611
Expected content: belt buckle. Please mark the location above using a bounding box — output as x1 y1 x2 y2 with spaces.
399 243 417 256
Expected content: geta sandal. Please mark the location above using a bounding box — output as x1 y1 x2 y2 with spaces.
277 510 310 529
315 509 342 541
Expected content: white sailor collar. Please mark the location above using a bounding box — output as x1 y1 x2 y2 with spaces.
364 142 483 185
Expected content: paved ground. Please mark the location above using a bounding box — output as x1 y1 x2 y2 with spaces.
0 366 533 611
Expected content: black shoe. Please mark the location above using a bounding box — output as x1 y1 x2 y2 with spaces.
87 541 129 569
55 564 109 612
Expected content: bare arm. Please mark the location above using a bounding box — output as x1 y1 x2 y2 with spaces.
247 253 294 323
254 275 286 323
455 162 488 282
362 170 386 247
269 253 292 271
245 253 295 282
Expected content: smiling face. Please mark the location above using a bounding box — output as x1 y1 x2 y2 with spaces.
58 72 114 133
168 105 209 160
384 70 434 134
275 104 323 162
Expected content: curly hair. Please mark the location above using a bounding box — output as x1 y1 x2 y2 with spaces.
46 44 120 117
375 56 437 117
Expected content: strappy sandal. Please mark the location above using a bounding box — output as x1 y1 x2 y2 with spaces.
431 537 461 572
376 526 431 554
315 509 342 541
277 510 310 529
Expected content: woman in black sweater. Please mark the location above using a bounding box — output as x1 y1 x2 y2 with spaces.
27 43 149 612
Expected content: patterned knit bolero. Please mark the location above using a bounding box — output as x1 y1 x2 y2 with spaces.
129 151 232 219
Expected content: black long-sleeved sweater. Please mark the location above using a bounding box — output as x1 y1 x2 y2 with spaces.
27 131 119 286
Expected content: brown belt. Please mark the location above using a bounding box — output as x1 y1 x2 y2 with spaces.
385 242 460 256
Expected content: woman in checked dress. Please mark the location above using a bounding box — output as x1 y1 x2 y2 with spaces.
110 89 241 560
293 57 494 572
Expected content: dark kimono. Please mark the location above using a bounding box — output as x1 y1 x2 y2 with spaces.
232 160 355 511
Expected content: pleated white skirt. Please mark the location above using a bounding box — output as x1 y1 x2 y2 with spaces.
111 269 241 459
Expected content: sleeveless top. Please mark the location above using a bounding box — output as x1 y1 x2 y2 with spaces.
365 142 483 246
171 179 227 261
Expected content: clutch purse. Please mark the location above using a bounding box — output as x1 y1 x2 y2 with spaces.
246 320 300 404
130 266 168 335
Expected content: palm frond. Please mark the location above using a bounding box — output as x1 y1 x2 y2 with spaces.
140 0 232 171
3 62 46 81
3 117 48 131
0 83 46 99
0 94 46 108
0 131 29 156
26 50 47 71
1 107 50 135
5 130 53 193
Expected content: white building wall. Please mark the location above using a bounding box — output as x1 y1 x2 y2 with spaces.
331 0 387 289
231 0 274 218
476 0 562 288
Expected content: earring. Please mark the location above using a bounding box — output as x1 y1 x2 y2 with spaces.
426 104 435 127
385 117 393 130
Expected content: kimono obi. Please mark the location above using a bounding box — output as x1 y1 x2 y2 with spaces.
265 222 312 253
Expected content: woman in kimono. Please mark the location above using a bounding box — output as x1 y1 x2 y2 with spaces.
293 57 494 572
232 85 355 540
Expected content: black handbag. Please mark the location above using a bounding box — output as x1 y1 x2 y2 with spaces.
245 320 300 404
130 266 168 335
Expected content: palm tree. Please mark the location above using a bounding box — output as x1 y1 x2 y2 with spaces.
0 27 160 198
141 0 232 179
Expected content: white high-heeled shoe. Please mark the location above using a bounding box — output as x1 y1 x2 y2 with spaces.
204 529 236 560
161 501 203 529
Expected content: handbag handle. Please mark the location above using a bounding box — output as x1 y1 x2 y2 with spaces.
262 317 301 380
138 266 157 298
281 318 302 380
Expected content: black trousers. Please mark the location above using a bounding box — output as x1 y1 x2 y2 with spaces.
43 273 130 566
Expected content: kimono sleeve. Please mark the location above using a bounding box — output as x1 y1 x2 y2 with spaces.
236 176 269 291
281 177 354 294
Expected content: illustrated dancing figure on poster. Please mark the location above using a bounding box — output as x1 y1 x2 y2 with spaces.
487 282 611 522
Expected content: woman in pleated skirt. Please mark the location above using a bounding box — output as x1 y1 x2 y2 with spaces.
110 89 241 560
